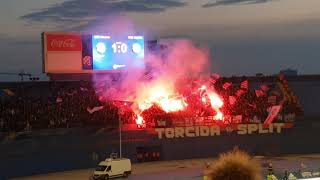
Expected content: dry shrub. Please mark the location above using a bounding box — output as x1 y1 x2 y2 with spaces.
205 149 262 180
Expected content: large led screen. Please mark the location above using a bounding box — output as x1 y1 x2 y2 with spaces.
91 35 145 70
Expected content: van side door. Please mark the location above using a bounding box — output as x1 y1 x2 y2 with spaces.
113 162 122 176
106 166 114 176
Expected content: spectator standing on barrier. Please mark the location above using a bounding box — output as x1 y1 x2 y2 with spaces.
267 162 274 180
0 117 5 131
283 170 289 180
203 162 211 180
92 152 99 166
267 162 281 180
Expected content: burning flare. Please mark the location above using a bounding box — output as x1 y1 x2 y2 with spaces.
133 81 225 127
136 80 187 113
136 115 144 126
197 84 224 120
208 92 224 109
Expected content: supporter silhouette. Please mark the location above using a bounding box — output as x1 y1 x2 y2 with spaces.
0 75 299 132
204 149 261 180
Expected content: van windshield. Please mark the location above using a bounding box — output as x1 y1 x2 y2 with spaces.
95 165 107 171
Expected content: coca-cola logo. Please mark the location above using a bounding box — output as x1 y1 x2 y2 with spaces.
46 34 81 51
50 39 76 48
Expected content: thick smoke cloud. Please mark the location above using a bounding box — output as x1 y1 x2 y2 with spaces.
87 16 210 112
92 39 210 103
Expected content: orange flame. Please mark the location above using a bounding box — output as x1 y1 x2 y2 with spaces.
136 115 144 126
133 81 225 126
136 80 187 113
214 111 224 120
205 91 224 121
208 92 223 109
201 96 206 103
199 85 206 91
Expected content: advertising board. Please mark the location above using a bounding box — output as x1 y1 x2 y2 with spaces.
42 32 145 74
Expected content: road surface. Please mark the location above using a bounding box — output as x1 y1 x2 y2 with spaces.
10 154 320 180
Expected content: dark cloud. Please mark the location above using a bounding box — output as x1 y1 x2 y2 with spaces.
202 0 272 8
21 0 186 23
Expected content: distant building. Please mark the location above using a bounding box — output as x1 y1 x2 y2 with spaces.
256 73 264 77
280 69 298 76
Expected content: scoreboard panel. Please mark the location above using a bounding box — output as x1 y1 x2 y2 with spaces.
91 35 144 70
43 32 145 73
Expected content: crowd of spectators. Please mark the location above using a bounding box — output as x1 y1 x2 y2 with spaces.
0 81 120 133
0 76 302 133
136 75 301 126
215 76 301 123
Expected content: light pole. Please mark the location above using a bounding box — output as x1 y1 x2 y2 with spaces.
118 109 122 159
119 116 122 159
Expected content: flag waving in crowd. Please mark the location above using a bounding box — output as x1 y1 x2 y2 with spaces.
222 82 232 90
236 89 246 97
87 106 104 114
229 96 236 105
264 105 282 125
255 90 265 97
240 80 249 89
260 84 270 92
56 97 63 103
210 74 220 84
80 87 89 91
0 74 302 133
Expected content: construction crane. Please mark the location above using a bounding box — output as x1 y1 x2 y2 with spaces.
0 72 33 81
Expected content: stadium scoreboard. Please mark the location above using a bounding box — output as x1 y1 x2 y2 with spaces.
83 35 144 70
42 32 145 73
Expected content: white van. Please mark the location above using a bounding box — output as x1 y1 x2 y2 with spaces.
91 158 131 180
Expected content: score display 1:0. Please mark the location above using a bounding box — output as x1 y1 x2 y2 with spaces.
112 42 128 53
91 35 145 70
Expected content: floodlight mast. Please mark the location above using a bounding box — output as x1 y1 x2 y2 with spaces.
119 116 122 159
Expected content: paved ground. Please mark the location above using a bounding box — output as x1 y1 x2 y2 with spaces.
10 154 320 180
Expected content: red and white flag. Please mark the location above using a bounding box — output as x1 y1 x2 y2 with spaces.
240 80 249 89
98 96 105 102
222 82 232 90
56 97 63 103
80 87 88 91
229 96 236 105
260 84 270 92
211 73 220 79
210 74 220 84
236 89 246 97
87 106 104 114
255 90 265 97
210 78 217 84
264 105 282 125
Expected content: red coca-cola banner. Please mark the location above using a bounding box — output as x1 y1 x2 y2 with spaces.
46 34 82 51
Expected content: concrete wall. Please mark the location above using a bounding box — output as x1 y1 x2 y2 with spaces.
1 122 320 179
